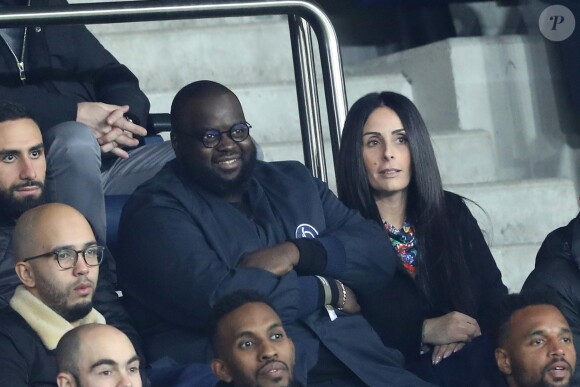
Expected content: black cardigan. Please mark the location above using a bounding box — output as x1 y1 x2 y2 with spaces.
0 0 149 130
359 191 508 363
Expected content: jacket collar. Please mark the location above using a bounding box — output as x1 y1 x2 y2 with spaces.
9 285 106 350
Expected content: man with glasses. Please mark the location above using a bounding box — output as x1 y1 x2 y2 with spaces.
117 80 433 386
0 202 107 385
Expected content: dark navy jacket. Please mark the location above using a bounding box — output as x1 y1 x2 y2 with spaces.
118 159 434 386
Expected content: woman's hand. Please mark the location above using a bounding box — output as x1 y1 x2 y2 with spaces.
422 311 481 346
431 342 465 365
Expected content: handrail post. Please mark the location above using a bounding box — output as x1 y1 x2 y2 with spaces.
288 14 327 182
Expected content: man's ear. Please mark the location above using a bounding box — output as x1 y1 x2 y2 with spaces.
15 262 35 287
211 359 233 383
56 372 76 387
495 348 512 375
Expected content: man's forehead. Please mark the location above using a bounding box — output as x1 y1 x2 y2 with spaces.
179 93 244 128
222 302 281 337
511 305 568 339
0 118 42 148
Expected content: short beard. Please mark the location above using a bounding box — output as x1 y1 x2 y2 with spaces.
184 143 257 198
34 274 94 322
511 357 573 387
0 180 46 219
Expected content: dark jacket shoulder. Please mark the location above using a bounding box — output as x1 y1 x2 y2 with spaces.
0 308 57 387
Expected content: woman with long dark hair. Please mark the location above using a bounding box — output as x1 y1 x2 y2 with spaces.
336 91 508 385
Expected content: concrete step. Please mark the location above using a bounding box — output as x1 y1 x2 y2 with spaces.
491 243 540 293
448 178 578 246
262 129 497 186
87 16 296 91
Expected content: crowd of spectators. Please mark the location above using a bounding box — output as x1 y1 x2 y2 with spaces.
0 1 578 386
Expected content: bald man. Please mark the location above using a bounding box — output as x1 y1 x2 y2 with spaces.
118 80 433 386
56 324 142 387
0 203 107 386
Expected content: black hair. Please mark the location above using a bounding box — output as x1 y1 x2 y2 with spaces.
170 80 236 133
494 291 562 347
336 91 475 315
0 101 37 124
211 289 276 355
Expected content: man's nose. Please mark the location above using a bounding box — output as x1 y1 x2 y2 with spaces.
72 253 90 276
117 372 134 387
259 341 278 361
19 158 37 180
549 339 567 357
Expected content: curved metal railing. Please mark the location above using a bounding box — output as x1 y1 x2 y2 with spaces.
0 0 347 181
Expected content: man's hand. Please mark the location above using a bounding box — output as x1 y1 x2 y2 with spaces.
239 242 300 276
422 311 481 347
77 102 148 159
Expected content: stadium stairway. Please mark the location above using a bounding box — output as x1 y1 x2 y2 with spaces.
78 7 578 292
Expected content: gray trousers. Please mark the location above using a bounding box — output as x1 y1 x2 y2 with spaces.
44 122 175 244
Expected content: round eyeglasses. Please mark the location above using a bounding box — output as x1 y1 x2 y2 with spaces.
22 245 105 270
176 122 251 148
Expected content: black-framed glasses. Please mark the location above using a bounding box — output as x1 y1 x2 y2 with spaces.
22 245 105 270
176 121 251 148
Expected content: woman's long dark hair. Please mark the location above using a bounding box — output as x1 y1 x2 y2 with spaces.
336 91 475 315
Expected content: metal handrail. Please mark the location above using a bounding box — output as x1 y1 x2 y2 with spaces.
0 0 347 181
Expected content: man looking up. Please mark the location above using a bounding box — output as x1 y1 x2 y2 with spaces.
495 292 576 387
56 324 142 387
0 102 139 355
211 290 298 387
0 203 106 385
0 102 45 220
118 80 433 386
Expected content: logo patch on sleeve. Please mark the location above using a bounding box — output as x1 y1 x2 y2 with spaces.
295 224 319 239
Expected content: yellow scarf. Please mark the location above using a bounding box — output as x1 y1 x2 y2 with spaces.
9 285 106 350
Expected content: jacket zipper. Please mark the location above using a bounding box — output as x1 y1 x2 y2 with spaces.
0 0 30 84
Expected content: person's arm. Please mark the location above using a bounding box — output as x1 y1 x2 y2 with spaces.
69 24 149 125
452 196 508 334
314 177 396 294
238 165 395 294
117 191 320 329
